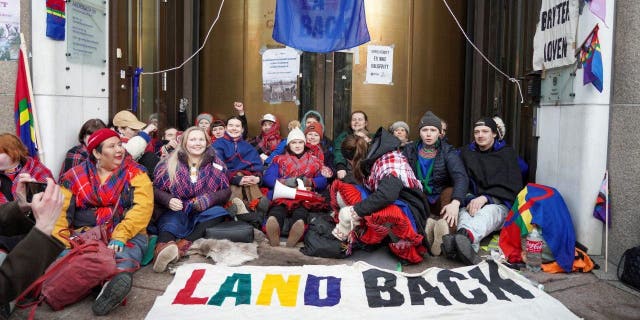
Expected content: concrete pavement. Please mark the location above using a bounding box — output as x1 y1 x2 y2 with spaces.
9 238 640 320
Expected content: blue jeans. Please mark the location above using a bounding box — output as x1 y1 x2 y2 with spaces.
115 233 148 270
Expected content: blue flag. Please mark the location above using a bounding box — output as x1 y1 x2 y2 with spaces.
272 0 370 53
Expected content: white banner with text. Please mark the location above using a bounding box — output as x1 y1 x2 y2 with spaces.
533 0 579 70
146 261 578 320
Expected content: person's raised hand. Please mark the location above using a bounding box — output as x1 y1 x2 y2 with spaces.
31 178 64 235
143 123 158 135
233 102 245 115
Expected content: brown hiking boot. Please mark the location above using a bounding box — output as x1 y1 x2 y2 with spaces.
153 241 179 273
286 219 305 248
265 216 280 247
176 239 193 258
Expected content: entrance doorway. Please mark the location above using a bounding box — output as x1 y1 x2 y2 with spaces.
299 52 353 140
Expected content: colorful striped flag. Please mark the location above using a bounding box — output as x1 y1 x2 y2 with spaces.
14 47 38 159
499 184 576 273
46 0 66 40
593 171 610 224
580 26 603 92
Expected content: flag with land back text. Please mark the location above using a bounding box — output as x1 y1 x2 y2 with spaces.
272 0 370 53
14 47 38 158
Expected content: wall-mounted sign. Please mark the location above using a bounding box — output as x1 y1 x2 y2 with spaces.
262 47 300 104
532 0 579 70
365 45 394 85
67 0 106 65
540 64 575 103
0 0 20 61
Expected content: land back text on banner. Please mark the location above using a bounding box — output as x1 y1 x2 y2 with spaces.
146 261 578 320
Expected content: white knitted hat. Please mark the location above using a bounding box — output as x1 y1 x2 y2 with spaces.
287 128 306 144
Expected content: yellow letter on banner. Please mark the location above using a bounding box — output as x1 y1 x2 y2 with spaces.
256 274 301 307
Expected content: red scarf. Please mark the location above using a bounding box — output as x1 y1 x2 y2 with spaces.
272 150 323 210
306 143 325 162
257 119 281 154
60 158 144 235
0 157 53 204
274 150 322 179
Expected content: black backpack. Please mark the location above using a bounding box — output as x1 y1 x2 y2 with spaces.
617 245 640 291
300 214 347 259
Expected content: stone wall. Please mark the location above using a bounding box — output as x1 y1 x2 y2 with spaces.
609 0 640 264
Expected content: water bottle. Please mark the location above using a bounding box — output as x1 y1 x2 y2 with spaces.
525 226 543 272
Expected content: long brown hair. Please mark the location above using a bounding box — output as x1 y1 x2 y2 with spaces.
341 134 369 182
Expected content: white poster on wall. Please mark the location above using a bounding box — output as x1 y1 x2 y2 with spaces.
366 45 394 85
262 47 300 104
0 0 20 61
532 0 579 70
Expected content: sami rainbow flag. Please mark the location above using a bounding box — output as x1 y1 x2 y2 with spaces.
499 183 576 272
14 47 38 159
46 0 66 40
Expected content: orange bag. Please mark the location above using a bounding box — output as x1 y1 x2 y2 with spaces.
541 247 597 273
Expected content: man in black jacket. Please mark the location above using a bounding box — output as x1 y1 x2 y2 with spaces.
0 175 64 307
442 117 522 265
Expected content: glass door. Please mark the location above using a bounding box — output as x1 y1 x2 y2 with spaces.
299 52 352 140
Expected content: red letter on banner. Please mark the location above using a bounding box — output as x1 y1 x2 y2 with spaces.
173 269 209 305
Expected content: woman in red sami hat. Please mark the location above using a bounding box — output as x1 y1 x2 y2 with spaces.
55 128 153 316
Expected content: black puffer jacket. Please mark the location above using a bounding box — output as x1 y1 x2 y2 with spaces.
403 140 468 202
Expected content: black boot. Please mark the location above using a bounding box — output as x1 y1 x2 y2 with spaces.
453 233 480 265
92 272 133 316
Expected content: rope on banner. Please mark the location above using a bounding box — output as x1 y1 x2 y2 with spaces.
141 0 225 76
441 0 525 103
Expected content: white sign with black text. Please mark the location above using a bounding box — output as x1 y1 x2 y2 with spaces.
366 45 394 85
532 0 579 70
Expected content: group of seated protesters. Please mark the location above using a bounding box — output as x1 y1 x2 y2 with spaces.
0 102 523 316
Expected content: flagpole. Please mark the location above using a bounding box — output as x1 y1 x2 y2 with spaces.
604 170 609 273
19 33 44 162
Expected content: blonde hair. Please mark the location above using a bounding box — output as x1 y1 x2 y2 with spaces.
288 120 301 131
166 126 211 185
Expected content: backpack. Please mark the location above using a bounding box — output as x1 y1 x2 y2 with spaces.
15 226 136 317
300 214 348 259
617 245 640 291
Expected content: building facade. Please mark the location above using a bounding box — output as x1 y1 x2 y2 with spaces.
0 0 635 265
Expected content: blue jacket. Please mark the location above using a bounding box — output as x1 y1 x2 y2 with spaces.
212 134 264 186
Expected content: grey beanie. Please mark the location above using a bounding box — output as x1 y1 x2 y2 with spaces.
418 111 442 132
389 121 410 134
